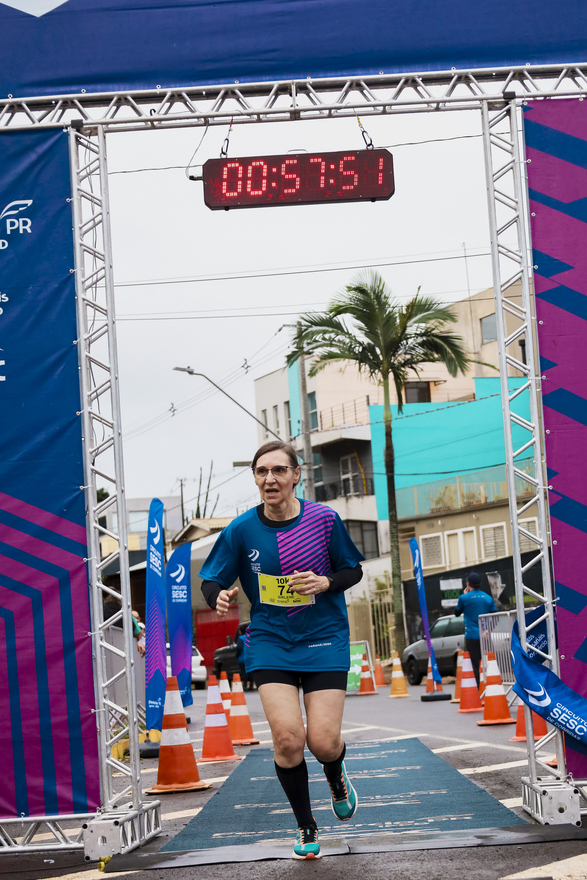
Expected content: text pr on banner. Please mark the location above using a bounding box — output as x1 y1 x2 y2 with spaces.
165 542 193 708
409 538 442 685
145 498 166 731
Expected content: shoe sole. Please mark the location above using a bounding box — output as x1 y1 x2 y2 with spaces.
292 852 321 860
331 789 359 822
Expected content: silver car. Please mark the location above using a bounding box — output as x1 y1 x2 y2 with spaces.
401 614 465 685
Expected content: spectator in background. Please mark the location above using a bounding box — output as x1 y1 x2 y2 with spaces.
454 572 497 688
235 622 252 690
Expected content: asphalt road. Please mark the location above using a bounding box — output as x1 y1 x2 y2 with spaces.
3 679 587 880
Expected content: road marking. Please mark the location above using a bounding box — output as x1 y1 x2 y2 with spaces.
159 806 203 821
500 797 523 808
433 742 488 753
460 759 528 775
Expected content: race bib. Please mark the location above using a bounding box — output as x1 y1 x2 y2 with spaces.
258 572 315 607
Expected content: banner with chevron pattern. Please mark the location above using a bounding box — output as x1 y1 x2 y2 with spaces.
525 98 587 777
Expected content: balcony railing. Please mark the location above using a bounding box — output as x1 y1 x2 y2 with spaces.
396 458 535 519
319 392 384 431
316 476 375 503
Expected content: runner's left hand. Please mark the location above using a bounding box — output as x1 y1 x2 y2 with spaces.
287 570 330 595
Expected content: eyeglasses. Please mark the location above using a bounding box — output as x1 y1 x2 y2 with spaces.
253 465 297 479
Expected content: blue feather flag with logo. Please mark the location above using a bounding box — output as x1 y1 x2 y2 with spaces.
165 542 193 708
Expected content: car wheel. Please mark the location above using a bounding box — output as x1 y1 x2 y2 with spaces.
194 680 206 690
407 659 422 686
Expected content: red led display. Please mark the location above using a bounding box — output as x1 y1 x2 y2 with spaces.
202 149 394 210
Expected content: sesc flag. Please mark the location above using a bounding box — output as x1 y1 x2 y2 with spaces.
409 537 442 685
511 607 587 754
145 498 166 731
165 542 193 708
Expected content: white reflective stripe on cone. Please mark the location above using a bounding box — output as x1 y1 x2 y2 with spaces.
487 662 500 677
461 678 477 687
232 682 243 693
229 705 248 716
208 685 221 701
205 714 229 728
163 690 184 715
161 726 192 747
485 684 506 697
392 670 404 677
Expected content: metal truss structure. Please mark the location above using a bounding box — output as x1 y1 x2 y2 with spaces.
1 62 586 855
0 63 586 134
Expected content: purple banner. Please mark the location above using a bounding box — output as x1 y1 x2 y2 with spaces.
525 98 587 777
0 130 99 817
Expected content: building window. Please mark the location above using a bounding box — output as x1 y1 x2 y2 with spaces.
340 454 360 495
481 523 507 560
405 381 431 403
421 533 444 568
481 313 497 344
273 404 280 434
307 391 318 430
261 409 268 438
444 528 477 567
284 400 292 438
346 521 379 559
519 517 538 553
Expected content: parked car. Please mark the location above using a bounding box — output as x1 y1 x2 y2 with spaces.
401 614 465 685
213 622 250 682
166 642 207 689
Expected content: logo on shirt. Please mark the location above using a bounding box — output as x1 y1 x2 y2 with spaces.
248 548 260 562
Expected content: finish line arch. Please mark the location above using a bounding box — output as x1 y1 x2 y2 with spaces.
1 0 587 857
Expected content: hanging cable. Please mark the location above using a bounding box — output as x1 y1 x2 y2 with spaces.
185 124 209 180
220 118 234 158
355 114 374 150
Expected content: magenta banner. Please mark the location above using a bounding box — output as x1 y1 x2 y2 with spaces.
525 98 587 776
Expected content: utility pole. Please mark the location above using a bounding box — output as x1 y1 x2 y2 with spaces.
297 322 315 502
179 478 186 526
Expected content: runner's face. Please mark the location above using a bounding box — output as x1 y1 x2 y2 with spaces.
254 450 300 507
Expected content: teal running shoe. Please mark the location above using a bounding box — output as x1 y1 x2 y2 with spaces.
292 823 321 860
327 761 358 821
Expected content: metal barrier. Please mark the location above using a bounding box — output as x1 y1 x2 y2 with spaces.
479 610 517 705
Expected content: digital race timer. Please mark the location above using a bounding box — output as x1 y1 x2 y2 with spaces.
202 149 394 210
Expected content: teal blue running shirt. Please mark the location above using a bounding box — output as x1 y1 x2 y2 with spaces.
199 500 364 672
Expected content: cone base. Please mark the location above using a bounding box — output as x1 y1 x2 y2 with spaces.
146 780 213 793
457 707 484 713
389 693 410 698
450 698 460 703
231 737 260 745
477 717 515 725
198 754 244 763
356 691 378 696
421 692 452 702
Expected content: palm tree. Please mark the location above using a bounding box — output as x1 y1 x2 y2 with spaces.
287 271 469 654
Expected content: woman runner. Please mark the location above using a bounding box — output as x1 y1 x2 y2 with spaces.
200 440 364 859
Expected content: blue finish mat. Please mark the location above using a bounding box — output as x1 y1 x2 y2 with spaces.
163 738 526 851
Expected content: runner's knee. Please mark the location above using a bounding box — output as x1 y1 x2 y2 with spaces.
272 727 306 765
306 730 343 764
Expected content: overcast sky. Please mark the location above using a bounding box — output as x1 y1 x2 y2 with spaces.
105 107 496 520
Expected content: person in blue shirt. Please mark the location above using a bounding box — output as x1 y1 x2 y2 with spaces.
454 572 497 688
200 440 364 860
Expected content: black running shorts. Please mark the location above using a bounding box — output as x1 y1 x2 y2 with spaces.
253 669 348 693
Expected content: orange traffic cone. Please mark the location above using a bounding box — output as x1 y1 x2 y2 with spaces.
199 674 244 763
357 654 378 695
479 661 485 702
374 654 387 687
451 650 463 703
145 677 212 793
389 651 409 698
457 652 483 713
228 673 260 745
219 671 232 716
425 658 444 693
509 698 548 741
477 652 514 726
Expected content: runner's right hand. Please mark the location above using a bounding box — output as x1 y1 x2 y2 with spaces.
216 587 239 617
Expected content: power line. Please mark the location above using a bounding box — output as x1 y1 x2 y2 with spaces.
112 249 491 291
108 133 484 176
